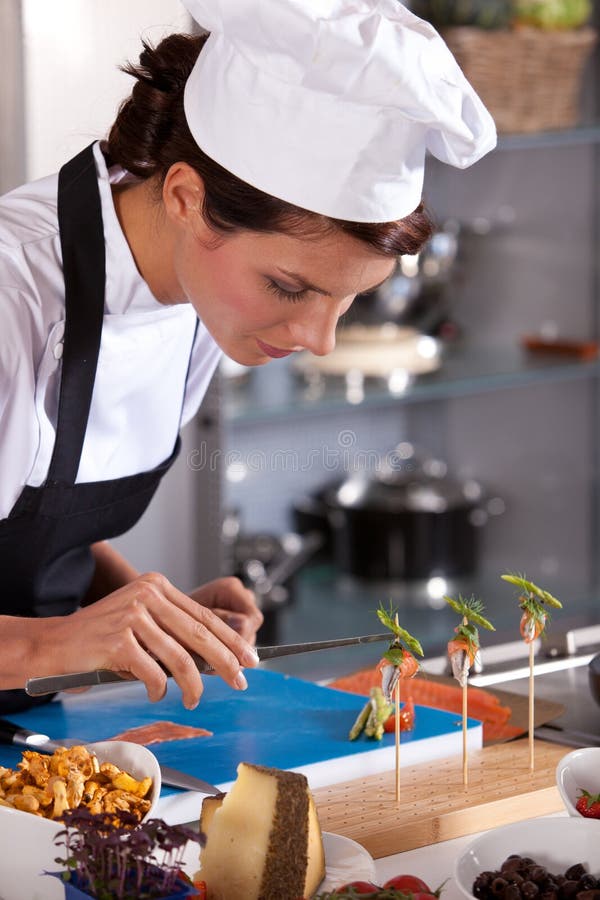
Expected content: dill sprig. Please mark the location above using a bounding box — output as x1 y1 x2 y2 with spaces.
444 594 495 631
376 600 424 658
501 573 562 609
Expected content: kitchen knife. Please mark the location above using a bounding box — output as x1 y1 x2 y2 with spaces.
25 632 391 696
533 723 600 748
0 717 221 793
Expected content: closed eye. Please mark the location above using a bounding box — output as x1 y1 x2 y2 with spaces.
265 278 311 303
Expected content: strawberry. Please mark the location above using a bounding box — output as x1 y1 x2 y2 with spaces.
575 789 600 818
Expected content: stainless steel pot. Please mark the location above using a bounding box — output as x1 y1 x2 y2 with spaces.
319 447 486 581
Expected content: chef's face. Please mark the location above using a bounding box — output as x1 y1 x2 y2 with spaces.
166 173 396 366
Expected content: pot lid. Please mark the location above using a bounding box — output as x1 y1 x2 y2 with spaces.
326 443 483 513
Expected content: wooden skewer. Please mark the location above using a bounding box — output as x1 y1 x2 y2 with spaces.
461 614 469 787
529 640 535 771
394 612 401 804
462 679 468 786
395 677 401 804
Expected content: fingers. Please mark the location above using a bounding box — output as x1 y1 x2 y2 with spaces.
116 573 260 698
124 613 204 709
210 608 260 643
58 572 263 710
189 576 264 636
140 573 261 660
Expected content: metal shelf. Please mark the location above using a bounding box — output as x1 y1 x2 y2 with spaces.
224 344 600 425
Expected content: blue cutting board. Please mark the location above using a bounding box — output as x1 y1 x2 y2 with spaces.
0 670 481 824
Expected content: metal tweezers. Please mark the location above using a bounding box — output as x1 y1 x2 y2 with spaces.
25 632 390 696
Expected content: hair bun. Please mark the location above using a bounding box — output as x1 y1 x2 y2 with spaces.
136 36 196 95
108 33 205 178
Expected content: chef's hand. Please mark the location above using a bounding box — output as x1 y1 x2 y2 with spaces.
32 572 261 709
188 577 263 644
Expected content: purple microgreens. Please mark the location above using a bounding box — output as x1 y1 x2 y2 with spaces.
53 808 204 900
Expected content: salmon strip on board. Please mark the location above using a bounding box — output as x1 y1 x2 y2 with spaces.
108 721 212 746
329 668 521 743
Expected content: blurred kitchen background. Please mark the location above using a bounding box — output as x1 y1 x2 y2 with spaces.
2 0 599 677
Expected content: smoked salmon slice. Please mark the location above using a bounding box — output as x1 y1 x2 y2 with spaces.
328 668 521 743
107 721 213 745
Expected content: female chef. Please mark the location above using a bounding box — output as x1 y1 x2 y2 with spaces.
0 0 496 713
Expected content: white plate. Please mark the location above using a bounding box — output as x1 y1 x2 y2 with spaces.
181 830 376 894
292 336 440 378
0 740 161 900
455 816 600 900
320 832 377 892
556 747 600 817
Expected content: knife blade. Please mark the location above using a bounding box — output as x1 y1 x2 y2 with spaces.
534 723 600 748
25 632 391 696
0 717 221 793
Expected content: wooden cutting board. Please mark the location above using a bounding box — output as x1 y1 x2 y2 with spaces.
313 738 569 859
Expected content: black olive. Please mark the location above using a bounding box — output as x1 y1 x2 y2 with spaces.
492 877 509 895
474 873 496 898
565 866 587 882
503 858 526 873
531 867 549 883
505 884 522 900
522 881 541 899
578 877 599 892
560 880 581 899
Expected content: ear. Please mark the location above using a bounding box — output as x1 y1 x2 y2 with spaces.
162 162 210 236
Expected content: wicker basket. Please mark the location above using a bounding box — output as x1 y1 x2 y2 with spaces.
442 26 597 134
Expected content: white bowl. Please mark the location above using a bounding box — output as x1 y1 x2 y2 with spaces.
455 816 600 900
0 740 161 900
556 746 600 817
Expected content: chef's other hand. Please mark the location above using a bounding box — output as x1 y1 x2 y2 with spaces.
188 577 263 644
33 572 260 710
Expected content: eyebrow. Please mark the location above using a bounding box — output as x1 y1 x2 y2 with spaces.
275 267 394 297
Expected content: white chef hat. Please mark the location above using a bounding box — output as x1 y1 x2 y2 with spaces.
181 0 497 223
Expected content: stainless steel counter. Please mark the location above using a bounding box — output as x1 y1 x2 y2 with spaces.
466 624 600 740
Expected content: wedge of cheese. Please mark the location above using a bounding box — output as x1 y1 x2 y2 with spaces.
199 762 326 900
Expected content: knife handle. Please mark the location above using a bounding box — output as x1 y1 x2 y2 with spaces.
0 718 22 744
0 717 50 747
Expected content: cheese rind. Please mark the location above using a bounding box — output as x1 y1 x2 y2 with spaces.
199 762 326 900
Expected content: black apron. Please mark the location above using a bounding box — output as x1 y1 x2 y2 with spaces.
0 144 190 713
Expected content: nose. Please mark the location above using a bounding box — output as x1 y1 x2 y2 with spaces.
289 299 343 357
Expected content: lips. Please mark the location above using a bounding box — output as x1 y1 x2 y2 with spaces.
256 338 296 359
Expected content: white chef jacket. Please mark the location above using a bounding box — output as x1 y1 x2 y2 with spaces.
0 141 222 520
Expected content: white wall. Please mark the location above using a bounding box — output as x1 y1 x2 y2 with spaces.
0 1 25 192
22 0 191 180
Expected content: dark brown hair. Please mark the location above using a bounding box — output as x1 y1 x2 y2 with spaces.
108 33 434 256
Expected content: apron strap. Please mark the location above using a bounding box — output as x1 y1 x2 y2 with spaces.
47 143 106 485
